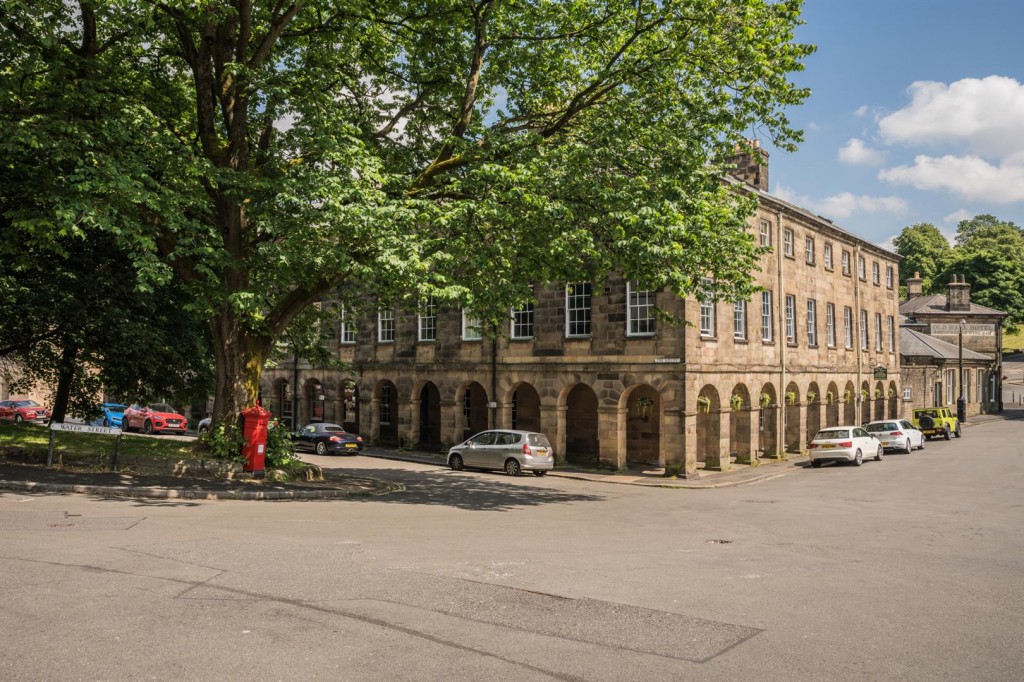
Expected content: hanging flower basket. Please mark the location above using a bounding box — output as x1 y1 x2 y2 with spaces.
826 390 835 404
874 388 883 399
888 387 897 398
636 396 655 419
806 391 817 403
759 393 772 408
860 389 870 400
696 396 712 413
843 389 852 402
730 395 744 411
786 391 797 405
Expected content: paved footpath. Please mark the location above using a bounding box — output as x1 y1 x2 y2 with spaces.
1 408 1019 500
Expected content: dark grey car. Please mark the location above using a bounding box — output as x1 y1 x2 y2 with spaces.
447 430 554 476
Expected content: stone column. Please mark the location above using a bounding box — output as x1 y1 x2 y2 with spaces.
600 405 626 470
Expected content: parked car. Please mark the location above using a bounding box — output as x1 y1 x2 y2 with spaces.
911 407 961 440
121 403 188 435
0 399 51 424
294 422 364 455
807 426 883 467
89 402 126 428
197 417 211 434
447 429 554 476
864 419 925 453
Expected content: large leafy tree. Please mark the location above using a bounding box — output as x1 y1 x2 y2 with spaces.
0 0 813 426
892 222 952 292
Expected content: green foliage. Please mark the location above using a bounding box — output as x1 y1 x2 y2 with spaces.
892 223 952 291
198 418 298 468
264 420 300 469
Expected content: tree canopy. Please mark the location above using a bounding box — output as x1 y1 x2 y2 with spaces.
0 0 814 424
892 222 952 292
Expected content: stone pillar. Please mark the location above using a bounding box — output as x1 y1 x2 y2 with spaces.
551 405 567 465
367 395 380 443
601 405 626 470
497 400 513 430
734 407 759 465
440 399 458 446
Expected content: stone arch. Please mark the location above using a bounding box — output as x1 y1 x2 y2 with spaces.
270 378 290 428
729 384 752 464
510 382 542 432
696 385 721 465
861 380 871 424
805 382 822 444
874 380 885 420
565 383 600 465
825 381 840 427
785 381 802 453
757 383 779 458
843 380 857 425
374 379 400 446
888 380 899 418
623 384 661 467
456 381 489 441
304 378 325 424
416 380 442 450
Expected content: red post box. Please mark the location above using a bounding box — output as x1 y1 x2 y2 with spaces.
239 405 271 478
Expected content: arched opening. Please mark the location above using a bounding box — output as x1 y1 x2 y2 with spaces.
564 383 599 465
696 385 721 465
511 383 541 432
729 384 752 464
271 378 290 428
376 380 399 446
342 381 360 434
874 381 885 420
843 380 856 425
418 381 442 450
825 381 840 427
305 379 325 425
805 382 821 444
757 383 779 458
785 381 801 453
888 380 899 418
860 381 871 424
626 385 661 467
458 381 489 441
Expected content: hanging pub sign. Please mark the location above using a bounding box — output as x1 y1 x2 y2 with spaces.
873 366 888 380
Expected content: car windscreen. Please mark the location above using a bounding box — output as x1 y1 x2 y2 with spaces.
151 403 176 413
107 405 126 413
866 423 898 432
323 426 346 433
527 434 551 448
815 430 850 440
15 400 40 407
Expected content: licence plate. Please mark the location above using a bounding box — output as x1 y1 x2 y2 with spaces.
345 443 358 448
535 448 549 456
820 444 836 449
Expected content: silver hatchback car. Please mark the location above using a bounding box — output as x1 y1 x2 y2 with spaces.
447 430 555 476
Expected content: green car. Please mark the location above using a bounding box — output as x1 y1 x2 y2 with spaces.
911 407 962 441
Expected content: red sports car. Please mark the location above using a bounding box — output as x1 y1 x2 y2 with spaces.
0 399 51 424
121 403 188 435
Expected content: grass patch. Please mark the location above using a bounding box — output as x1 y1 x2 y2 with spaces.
1004 327 1023 355
0 422 201 461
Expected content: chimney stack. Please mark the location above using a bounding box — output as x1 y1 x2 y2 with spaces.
906 272 923 300
946 274 971 312
728 139 770 192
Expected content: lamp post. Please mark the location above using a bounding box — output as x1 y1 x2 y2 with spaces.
957 319 967 424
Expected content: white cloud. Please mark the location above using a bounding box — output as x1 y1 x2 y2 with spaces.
774 184 909 220
879 154 1024 203
943 209 974 225
838 138 886 166
854 105 869 118
878 76 1024 156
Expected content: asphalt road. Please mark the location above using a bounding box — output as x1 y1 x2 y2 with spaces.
1 417 1022 681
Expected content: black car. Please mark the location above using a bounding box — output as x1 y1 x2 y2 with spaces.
294 422 364 455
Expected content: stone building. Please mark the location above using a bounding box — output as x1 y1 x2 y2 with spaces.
263 147 902 477
899 274 1005 416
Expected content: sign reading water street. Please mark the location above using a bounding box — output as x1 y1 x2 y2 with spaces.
49 422 121 435
930 323 996 337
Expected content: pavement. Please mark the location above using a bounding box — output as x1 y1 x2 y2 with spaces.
1 407 1020 500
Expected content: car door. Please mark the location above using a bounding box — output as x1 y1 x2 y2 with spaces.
463 431 494 467
297 425 317 452
854 427 877 455
900 420 922 447
489 432 518 469
0 401 11 420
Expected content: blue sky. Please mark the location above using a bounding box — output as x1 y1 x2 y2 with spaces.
763 0 1024 250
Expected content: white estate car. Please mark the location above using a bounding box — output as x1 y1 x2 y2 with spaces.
808 426 883 467
864 419 925 454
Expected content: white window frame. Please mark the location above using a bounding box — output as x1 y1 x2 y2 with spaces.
339 306 356 344
462 309 482 341
977 369 985 402
887 316 895 352
733 300 747 341
378 308 395 343
627 282 656 337
824 243 833 270
785 294 796 343
872 261 881 285
761 290 774 342
860 309 869 350
783 229 794 257
844 306 853 349
858 255 866 280
699 279 716 338
511 303 534 339
759 219 772 247
806 299 817 346
565 282 592 338
946 369 956 404
841 250 851 276
418 295 437 342
805 236 815 264
874 313 883 351
886 265 894 289
380 384 392 424
826 303 836 347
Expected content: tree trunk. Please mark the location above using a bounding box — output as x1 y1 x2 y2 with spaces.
49 343 79 424
209 310 273 431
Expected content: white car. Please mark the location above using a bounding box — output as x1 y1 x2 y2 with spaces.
808 426 883 467
864 420 925 454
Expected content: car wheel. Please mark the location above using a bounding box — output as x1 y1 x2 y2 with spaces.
504 458 522 476
876 445 884 461
143 420 154 435
904 439 913 454
103 418 109 428
315 441 328 456
944 426 951 441
449 454 464 471
14 414 23 424
534 470 547 477
198 425 209 435
853 449 863 466
954 424 962 438
811 460 822 468
918 438 925 450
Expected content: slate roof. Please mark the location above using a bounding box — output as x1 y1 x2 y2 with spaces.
899 328 992 361
899 294 1006 317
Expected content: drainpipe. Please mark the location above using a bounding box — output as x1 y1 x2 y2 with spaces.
292 342 300 430
681 287 689 478
854 247 863 419
776 209 786 457
491 334 498 430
